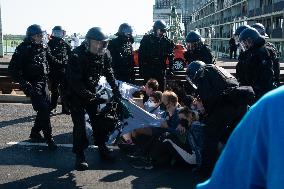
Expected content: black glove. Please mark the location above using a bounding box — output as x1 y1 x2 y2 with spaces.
22 82 33 97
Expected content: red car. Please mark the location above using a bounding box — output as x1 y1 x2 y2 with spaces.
133 43 187 71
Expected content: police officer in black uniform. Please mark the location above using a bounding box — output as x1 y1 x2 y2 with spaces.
184 30 214 65
48 26 71 114
138 20 175 90
186 61 253 177
234 25 251 85
66 27 130 171
252 23 280 87
107 23 135 83
233 25 251 47
8 24 58 150
238 27 274 100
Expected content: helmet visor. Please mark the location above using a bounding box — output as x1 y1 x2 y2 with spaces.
240 40 249 51
52 30 65 38
31 31 47 44
89 39 109 55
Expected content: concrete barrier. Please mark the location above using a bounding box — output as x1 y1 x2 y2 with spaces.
0 94 30 103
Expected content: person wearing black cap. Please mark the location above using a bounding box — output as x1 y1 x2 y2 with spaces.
66 27 131 170
8 24 59 150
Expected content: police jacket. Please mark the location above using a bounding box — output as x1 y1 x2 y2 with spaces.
194 64 239 113
138 33 175 70
66 44 118 104
184 44 213 65
48 36 71 72
9 39 59 85
236 50 249 85
107 35 134 75
237 38 274 100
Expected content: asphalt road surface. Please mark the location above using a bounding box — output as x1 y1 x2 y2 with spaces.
0 103 206 189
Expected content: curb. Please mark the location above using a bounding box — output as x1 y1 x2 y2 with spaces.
0 94 30 103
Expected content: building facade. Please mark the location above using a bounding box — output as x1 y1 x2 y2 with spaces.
153 0 182 24
179 0 284 59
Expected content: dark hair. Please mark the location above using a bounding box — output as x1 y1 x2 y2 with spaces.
178 106 199 121
146 79 159 91
178 106 191 117
150 91 162 103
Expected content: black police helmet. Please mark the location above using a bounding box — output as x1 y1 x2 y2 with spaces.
117 23 133 36
52 26 63 31
26 24 43 37
153 20 168 31
86 27 109 41
239 27 262 43
251 23 268 37
186 61 206 80
234 25 250 36
185 31 204 43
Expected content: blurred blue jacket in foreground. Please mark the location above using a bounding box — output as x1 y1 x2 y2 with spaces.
197 86 284 189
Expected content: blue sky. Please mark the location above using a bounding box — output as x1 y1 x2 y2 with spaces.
1 0 155 36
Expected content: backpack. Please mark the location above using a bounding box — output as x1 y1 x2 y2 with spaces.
196 65 239 106
265 42 280 86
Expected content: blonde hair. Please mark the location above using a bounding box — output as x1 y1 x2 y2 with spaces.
162 90 178 106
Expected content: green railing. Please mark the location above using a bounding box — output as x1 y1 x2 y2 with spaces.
3 35 24 55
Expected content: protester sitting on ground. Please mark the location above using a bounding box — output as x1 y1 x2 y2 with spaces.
173 107 204 165
140 78 159 106
130 105 204 169
143 91 163 116
131 78 159 107
131 90 181 138
149 106 204 167
128 91 182 168
121 91 163 144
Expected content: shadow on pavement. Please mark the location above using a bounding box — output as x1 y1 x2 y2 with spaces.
0 131 206 189
0 115 36 129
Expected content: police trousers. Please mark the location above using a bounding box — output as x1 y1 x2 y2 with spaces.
201 104 247 171
30 80 52 140
70 101 107 154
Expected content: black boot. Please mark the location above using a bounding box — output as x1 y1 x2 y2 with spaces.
30 132 46 143
46 139 58 151
99 145 116 161
75 152 88 171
